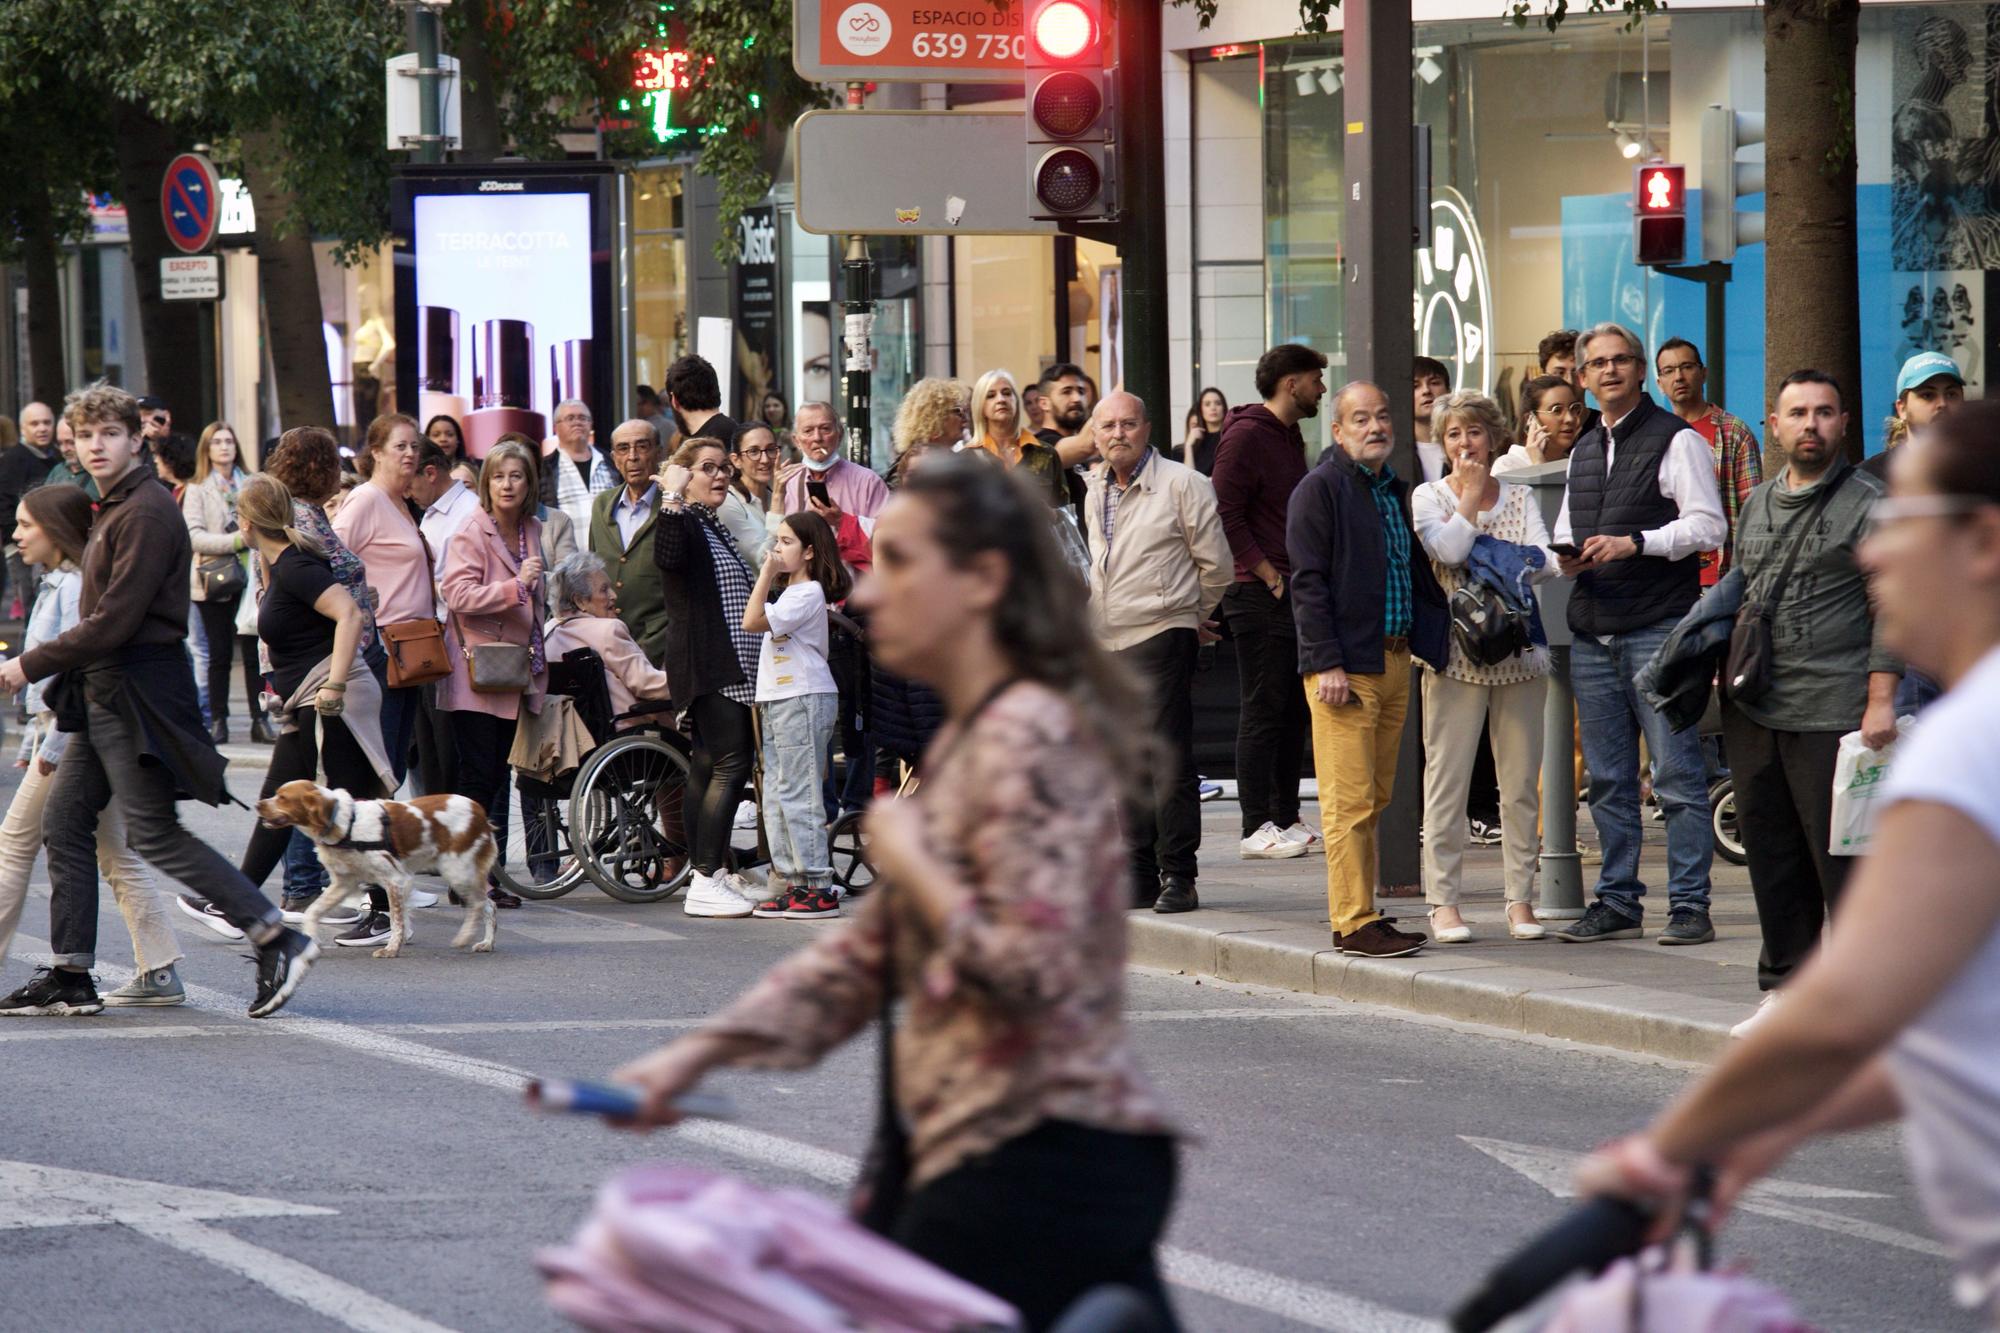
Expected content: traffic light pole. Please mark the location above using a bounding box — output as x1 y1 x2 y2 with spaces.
842 82 876 469
1112 0 1166 421
1657 261 1732 405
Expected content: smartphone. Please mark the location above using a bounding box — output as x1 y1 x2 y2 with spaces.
524 1078 738 1123
1549 542 1582 559
807 479 832 507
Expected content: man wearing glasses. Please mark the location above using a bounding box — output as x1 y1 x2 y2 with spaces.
548 398 618 534
1656 337 1763 578
589 419 670 662
1551 322 1727 947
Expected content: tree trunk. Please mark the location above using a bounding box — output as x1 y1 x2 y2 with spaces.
238 127 335 436
453 0 504 161
21 202 67 407
1764 0 1863 463
110 102 207 416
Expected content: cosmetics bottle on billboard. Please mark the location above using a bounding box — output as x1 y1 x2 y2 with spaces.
415 306 468 428
463 318 544 460
550 339 594 422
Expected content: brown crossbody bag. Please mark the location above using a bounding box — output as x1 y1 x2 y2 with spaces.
380 506 452 688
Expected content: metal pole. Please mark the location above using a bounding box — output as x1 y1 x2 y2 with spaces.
1538 646 1584 918
1115 0 1168 418
841 81 875 470
413 4 443 165
1342 0 1422 890
1706 273 1726 408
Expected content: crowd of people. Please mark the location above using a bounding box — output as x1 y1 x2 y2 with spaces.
0 321 1991 1327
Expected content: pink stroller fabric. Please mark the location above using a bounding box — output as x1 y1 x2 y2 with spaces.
537 1163 1022 1333
1542 1256 1819 1333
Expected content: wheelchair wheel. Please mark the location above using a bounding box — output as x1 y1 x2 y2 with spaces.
1710 778 1746 866
493 780 588 900
571 733 695 904
828 808 874 897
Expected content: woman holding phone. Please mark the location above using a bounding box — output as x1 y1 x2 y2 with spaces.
1494 374 1585 477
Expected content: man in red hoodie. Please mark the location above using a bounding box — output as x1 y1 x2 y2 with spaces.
1212 344 1326 862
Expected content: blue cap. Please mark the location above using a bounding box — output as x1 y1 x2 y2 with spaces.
1897 351 1964 396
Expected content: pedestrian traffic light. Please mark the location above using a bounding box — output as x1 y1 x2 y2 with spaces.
1632 162 1686 267
1701 105 1766 261
1025 0 1116 222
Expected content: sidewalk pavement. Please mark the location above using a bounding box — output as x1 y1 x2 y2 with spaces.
1130 801 1768 1062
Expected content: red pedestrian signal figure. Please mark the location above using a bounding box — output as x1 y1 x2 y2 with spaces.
1025 0 1116 221
1632 162 1686 267
1646 170 1674 211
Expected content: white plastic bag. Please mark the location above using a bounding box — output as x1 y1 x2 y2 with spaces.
1541 1255 1816 1332
1828 719 1912 857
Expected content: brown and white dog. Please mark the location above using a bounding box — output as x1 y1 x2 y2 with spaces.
256 780 500 958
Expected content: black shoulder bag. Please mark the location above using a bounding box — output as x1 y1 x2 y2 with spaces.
851 676 1021 1236
1725 470 1845 705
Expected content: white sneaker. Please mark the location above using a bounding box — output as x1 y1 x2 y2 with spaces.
683 872 753 918
1730 991 1780 1039
732 800 758 831
407 888 439 909
715 870 765 907
1279 821 1322 849
1240 822 1310 860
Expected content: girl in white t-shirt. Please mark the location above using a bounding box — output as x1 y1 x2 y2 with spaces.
741 511 852 920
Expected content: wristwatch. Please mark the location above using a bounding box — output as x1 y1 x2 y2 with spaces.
1630 531 1647 556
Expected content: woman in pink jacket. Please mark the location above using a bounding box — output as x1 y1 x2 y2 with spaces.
440 438 548 898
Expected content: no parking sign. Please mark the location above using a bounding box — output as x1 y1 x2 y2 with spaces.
160 152 220 254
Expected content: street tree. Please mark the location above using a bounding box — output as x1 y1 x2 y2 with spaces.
0 74 115 406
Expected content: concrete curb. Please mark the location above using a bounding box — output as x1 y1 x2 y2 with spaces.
1128 912 1742 1062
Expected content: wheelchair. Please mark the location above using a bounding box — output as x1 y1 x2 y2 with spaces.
492 647 695 904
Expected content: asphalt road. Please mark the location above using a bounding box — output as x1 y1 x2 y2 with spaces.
0 767 1970 1332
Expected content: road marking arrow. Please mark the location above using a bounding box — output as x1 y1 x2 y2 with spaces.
1461 1136 1948 1258
0 1160 458 1333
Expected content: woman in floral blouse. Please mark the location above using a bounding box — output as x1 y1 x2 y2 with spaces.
618 456 1181 1331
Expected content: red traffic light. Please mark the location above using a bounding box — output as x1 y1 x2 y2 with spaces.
1032 0 1096 63
1636 164 1684 215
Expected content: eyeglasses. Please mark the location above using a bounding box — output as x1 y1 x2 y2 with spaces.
610 443 657 458
693 461 735 479
1868 495 1996 527
1535 403 1586 420
1581 355 1641 374
736 445 781 460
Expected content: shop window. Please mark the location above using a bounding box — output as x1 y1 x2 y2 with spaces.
634 166 689 398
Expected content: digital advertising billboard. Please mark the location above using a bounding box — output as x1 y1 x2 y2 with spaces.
391 163 630 459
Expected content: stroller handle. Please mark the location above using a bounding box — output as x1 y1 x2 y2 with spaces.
1448 1197 1652 1333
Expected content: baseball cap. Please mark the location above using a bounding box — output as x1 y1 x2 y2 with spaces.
135 394 168 411
1896 351 1964 397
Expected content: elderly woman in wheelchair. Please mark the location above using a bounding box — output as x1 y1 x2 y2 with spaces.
498 552 692 904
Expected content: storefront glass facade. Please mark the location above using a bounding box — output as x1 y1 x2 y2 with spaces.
1197 2 1992 450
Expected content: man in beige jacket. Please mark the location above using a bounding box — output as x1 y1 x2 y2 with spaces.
1083 390 1234 914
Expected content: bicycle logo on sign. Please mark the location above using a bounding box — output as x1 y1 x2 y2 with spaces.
835 2 893 57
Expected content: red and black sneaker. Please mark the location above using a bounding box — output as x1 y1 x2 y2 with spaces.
783 887 842 919
752 887 802 919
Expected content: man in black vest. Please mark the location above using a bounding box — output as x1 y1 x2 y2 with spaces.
1551 323 1728 946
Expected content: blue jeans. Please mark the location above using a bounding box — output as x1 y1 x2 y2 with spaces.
1571 621 1713 918
762 694 837 889
188 604 211 725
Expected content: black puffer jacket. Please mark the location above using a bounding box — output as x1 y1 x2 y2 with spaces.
870 669 944 769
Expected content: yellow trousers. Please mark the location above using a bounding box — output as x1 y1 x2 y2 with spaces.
1305 649 1411 935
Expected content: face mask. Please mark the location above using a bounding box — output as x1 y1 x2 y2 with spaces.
803 451 839 473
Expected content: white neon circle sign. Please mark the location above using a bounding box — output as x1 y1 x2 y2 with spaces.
1413 186 1494 395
